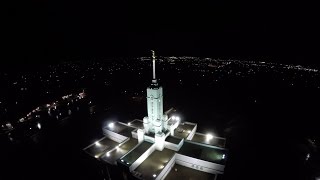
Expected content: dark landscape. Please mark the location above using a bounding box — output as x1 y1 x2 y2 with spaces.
2 0 320 179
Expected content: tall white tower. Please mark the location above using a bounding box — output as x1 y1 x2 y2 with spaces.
143 50 168 135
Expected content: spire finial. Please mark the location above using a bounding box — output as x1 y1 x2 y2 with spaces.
151 50 155 60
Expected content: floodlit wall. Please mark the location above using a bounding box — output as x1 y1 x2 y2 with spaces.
164 138 184 151
146 86 165 134
103 129 128 143
155 133 166 151
137 129 144 143
157 154 177 180
175 153 225 174
132 130 138 139
185 122 197 140
144 135 155 143
143 116 150 133
169 118 179 136
129 144 156 172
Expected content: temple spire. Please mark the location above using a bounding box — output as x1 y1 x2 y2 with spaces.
151 50 157 84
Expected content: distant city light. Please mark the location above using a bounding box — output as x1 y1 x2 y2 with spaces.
153 174 156 178
95 155 99 158
126 162 129 165
106 152 110 157
306 153 310 161
95 141 101 146
108 122 115 128
206 134 213 140
222 154 225 159
187 130 191 133
37 123 41 129
128 122 131 126
121 159 124 162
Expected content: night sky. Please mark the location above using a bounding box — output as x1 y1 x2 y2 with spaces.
3 0 319 66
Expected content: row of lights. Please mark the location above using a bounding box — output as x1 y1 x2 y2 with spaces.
94 141 121 159
171 116 180 121
120 159 130 165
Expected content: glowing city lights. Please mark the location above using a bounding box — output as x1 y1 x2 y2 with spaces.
37 122 41 129
306 153 310 161
153 174 156 178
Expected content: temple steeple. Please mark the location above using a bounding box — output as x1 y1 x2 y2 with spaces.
151 50 157 84
142 51 168 136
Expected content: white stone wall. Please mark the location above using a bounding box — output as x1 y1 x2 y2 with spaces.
131 131 137 139
164 138 184 151
137 129 144 143
169 118 180 136
144 135 155 143
146 86 164 134
175 153 225 174
103 129 128 143
143 116 150 133
185 122 197 140
155 133 165 151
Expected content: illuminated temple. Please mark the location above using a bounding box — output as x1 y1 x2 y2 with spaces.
84 51 228 180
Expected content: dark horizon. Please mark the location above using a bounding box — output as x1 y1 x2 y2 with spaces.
3 0 319 67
